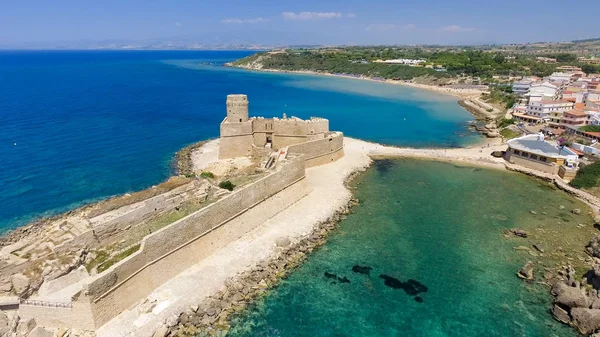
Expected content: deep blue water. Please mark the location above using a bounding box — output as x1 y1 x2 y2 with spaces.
0 50 480 231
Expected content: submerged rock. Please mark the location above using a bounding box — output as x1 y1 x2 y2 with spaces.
572 208 582 215
351 265 372 275
324 272 350 284
379 275 428 296
517 261 534 280
510 228 528 238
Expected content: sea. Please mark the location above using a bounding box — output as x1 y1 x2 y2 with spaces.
0 50 479 232
0 51 583 336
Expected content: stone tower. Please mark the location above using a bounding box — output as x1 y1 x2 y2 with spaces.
226 94 249 123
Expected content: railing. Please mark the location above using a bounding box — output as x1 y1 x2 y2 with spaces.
20 299 72 308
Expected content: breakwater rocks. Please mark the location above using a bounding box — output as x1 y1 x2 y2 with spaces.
158 198 360 337
175 140 208 177
551 264 600 336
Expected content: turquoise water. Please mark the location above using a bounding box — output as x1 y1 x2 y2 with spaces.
0 51 480 232
228 160 587 337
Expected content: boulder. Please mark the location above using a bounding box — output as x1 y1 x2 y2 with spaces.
572 208 582 215
28 326 53 337
0 312 8 327
588 236 600 258
152 325 169 337
16 318 36 336
571 308 600 335
275 237 291 248
511 228 528 238
10 273 30 296
552 304 571 324
555 286 588 309
517 261 534 280
165 314 178 328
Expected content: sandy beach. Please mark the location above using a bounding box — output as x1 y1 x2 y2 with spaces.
227 64 486 100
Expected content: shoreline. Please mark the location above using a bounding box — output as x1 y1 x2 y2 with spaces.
3 137 599 336
225 64 487 100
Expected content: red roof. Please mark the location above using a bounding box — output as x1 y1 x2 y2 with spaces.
567 147 584 156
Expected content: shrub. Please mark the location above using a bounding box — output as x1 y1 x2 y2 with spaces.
200 171 215 179
218 180 236 191
580 125 600 133
497 118 516 128
570 161 600 189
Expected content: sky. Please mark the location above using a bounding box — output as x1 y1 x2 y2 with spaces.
1 0 600 48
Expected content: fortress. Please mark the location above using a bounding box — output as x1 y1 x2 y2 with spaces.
220 94 344 167
3 94 344 335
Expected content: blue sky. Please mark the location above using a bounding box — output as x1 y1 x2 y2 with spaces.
1 0 599 47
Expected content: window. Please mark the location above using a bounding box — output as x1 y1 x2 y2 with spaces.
530 154 538 160
513 150 521 155
540 157 547 162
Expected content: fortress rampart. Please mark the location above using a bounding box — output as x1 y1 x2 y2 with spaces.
19 94 344 332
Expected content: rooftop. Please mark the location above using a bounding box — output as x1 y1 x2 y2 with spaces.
507 135 572 158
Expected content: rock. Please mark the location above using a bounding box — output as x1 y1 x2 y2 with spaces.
206 308 216 316
511 228 528 238
179 313 189 325
559 205 565 210
552 304 571 324
16 318 36 336
10 273 30 296
0 278 13 293
27 326 53 337
571 308 600 335
588 236 600 258
517 261 534 280
55 328 68 337
533 244 545 253
165 314 178 327
555 286 588 309
573 209 582 215
152 325 168 337
232 293 244 303
0 312 8 327
137 298 156 314
190 305 199 313
275 237 291 248
530 210 537 215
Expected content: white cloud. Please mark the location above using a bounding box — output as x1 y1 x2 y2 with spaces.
347 13 356 18
175 22 182 27
221 17 270 24
441 25 475 32
281 12 342 21
366 23 415 32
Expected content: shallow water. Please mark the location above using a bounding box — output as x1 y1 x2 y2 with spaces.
0 51 480 232
227 159 589 337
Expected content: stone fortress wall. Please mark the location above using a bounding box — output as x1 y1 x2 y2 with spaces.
21 154 310 330
19 94 345 331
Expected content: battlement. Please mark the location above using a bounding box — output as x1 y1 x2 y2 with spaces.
219 94 339 160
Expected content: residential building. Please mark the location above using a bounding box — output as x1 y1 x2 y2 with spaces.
536 57 557 63
504 134 579 179
526 81 559 102
548 72 573 83
526 100 574 121
512 79 534 96
562 90 586 103
556 66 583 73
560 109 589 128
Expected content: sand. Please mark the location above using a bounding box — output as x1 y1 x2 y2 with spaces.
230 65 486 100
96 137 511 337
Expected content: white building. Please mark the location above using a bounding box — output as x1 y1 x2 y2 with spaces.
562 91 586 103
526 81 559 102
375 58 426 65
526 100 574 121
512 80 534 96
548 72 573 83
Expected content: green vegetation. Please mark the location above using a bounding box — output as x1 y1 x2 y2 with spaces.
580 125 600 133
233 46 600 82
97 244 141 273
219 180 236 191
570 161 600 189
482 87 518 109
497 118 516 128
500 129 520 140
85 250 110 272
200 171 215 178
